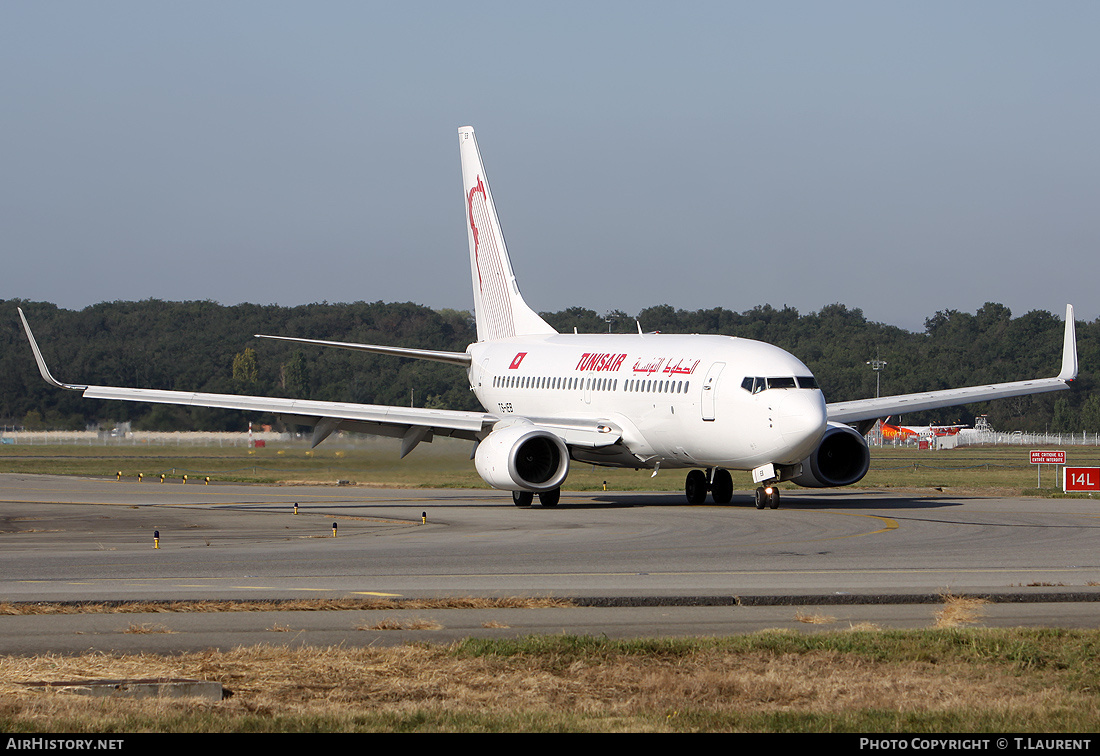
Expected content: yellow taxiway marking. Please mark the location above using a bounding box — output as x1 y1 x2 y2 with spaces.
349 592 404 597
819 511 899 536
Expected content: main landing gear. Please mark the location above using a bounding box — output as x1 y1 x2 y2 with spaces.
684 468 733 505
513 488 560 507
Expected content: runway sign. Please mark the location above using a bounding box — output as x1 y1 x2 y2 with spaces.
1031 450 1066 465
1063 467 1100 493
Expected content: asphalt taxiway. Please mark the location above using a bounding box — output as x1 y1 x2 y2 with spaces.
1 474 1098 652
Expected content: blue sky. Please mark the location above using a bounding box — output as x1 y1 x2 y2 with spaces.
4 2 1098 332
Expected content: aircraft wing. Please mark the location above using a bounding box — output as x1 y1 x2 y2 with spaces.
827 304 1078 425
18 308 619 454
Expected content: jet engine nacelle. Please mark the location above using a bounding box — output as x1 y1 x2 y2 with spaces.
788 421 871 488
474 424 570 492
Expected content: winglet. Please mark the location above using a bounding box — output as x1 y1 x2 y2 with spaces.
17 308 87 391
1058 304 1078 382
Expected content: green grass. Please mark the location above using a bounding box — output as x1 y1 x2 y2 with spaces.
2 438 1098 493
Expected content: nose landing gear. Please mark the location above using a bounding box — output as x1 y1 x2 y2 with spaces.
753 485 780 509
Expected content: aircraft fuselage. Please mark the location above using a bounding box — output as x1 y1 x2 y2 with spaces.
468 332 827 472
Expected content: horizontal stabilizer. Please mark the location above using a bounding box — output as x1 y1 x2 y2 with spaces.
256 334 472 367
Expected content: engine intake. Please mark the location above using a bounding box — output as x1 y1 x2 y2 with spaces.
788 422 870 488
474 425 570 492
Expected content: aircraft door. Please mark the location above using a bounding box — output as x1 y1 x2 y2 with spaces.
700 362 724 421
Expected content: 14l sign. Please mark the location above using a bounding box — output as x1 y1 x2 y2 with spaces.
1063 467 1100 493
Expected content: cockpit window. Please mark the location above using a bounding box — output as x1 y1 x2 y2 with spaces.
743 375 819 393
740 376 768 394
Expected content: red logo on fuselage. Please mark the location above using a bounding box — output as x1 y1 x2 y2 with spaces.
509 352 527 369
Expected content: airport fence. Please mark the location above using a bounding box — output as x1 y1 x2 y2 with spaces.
0 430 287 447
0 428 471 461
860 430 1100 449
957 431 1099 447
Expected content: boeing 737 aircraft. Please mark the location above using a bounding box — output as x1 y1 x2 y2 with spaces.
19 126 1079 508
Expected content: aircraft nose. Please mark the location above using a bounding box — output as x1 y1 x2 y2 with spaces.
776 390 827 460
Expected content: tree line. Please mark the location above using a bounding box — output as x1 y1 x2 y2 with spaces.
3 299 1097 433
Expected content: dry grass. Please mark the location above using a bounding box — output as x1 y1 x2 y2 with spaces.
933 594 991 629
358 618 444 631
846 622 883 632
794 611 836 625
2 631 1098 732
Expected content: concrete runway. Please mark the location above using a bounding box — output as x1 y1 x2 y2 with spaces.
1 473 1098 652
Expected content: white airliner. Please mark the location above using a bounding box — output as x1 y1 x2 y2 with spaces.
19 126 1079 509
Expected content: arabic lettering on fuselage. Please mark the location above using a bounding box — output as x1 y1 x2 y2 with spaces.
662 358 701 376
632 357 701 376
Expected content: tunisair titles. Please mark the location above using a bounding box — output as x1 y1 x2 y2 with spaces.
573 353 701 376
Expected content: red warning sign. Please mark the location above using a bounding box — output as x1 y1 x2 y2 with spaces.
1030 450 1066 465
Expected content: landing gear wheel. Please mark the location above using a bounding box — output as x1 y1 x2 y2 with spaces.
538 488 560 507
512 490 533 507
754 487 766 509
711 469 733 504
685 470 707 504
768 487 780 509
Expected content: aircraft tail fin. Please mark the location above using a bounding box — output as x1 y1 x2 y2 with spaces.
459 127 557 342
